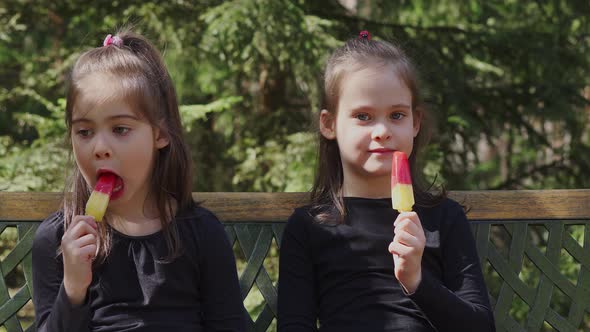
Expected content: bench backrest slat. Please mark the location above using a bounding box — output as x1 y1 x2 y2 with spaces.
1 190 589 221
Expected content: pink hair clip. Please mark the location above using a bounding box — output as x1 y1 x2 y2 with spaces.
359 30 371 41
103 34 123 47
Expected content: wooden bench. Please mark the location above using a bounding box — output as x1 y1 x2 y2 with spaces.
0 190 589 332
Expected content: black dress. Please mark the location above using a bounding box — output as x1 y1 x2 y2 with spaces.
277 197 495 332
32 206 246 332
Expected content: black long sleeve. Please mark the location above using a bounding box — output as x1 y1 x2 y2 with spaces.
277 197 494 332
277 208 318 332
32 207 246 332
406 204 495 331
196 209 248 331
32 212 90 332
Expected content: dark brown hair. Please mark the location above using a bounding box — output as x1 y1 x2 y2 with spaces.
311 36 446 222
63 28 194 263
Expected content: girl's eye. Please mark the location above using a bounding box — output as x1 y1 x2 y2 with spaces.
113 127 130 135
76 129 92 137
390 112 405 120
355 113 370 121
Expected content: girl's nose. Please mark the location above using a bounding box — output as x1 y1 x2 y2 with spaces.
371 123 392 141
93 135 112 159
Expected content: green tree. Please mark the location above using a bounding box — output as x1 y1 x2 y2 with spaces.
1 0 588 191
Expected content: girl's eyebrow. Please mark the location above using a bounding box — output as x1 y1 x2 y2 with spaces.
71 114 141 124
350 104 411 112
349 105 376 113
390 104 412 110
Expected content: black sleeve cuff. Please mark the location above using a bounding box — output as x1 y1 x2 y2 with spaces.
406 268 437 303
47 283 91 331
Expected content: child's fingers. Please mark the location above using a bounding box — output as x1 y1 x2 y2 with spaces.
393 212 408 225
393 231 420 248
69 215 97 231
63 234 97 264
85 217 98 230
392 234 423 258
78 243 98 261
388 241 411 257
388 241 397 255
394 212 421 228
62 221 98 250
394 211 418 222
394 218 423 239
74 233 97 248
66 219 98 239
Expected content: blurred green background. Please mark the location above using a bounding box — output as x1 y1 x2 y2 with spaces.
0 0 589 331
1 0 589 193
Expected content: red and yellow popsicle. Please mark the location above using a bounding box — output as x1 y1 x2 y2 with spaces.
391 151 414 213
85 173 116 222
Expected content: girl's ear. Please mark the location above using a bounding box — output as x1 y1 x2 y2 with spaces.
154 128 170 149
412 108 423 138
320 109 337 140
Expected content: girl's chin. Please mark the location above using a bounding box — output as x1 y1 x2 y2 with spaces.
365 167 392 177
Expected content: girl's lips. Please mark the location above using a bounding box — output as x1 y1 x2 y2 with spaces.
369 148 394 153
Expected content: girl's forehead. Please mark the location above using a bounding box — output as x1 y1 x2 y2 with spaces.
77 73 122 100
72 98 136 120
347 61 397 79
337 64 412 110
73 73 144 119
341 64 408 93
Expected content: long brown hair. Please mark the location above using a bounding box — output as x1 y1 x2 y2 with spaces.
63 28 194 263
311 35 446 223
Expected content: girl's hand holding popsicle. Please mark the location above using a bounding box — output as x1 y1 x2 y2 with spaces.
389 151 426 294
62 174 115 305
62 215 98 305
